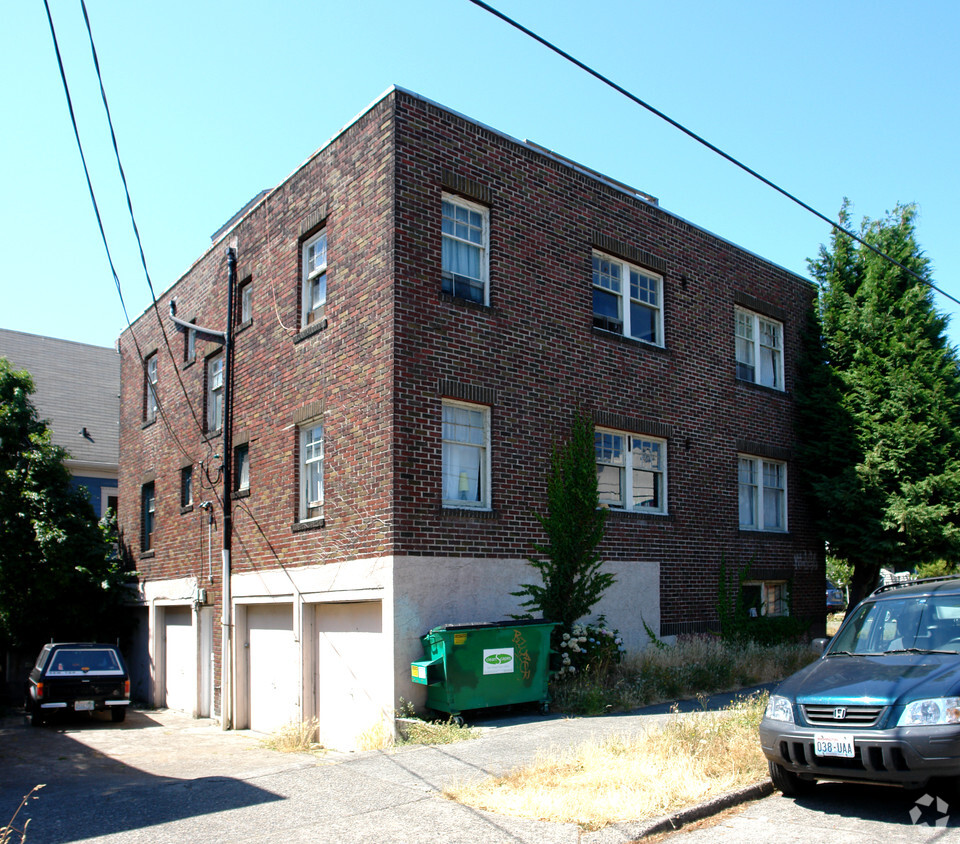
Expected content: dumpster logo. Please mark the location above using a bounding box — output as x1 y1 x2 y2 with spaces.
483 648 515 675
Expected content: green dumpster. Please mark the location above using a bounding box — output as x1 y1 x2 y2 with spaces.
411 619 557 720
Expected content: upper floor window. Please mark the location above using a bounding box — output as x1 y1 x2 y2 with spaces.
442 194 489 305
302 231 327 327
736 308 783 390
738 455 787 531
180 466 193 509
299 422 324 521
592 252 663 346
144 354 158 423
595 428 667 513
183 318 197 364
235 443 250 492
442 400 490 509
207 353 224 433
141 482 155 552
239 279 253 324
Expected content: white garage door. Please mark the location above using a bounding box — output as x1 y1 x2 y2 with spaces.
164 606 195 713
247 603 298 734
316 601 384 750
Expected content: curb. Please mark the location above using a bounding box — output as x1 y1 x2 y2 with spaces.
581 779 774 842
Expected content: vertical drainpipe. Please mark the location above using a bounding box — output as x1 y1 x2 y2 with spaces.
221 246 236 729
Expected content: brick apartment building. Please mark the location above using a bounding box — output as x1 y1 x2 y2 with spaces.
118 86 823 747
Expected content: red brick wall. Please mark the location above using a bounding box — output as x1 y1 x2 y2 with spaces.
119 89 823 644
390 91 822 632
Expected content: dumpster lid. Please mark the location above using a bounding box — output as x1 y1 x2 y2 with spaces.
429 619 555 632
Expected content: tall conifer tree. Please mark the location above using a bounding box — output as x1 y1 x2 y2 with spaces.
800 202 960 606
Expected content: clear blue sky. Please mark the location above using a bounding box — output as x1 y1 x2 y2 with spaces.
3 1 958 350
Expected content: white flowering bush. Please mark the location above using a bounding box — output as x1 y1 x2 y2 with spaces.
555 618 625 678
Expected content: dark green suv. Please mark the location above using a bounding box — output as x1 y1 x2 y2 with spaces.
760 576 960 795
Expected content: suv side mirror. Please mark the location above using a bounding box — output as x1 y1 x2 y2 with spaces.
811 638 830 655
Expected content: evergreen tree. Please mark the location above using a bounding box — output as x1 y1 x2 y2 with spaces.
800 202 960 606
0 358 130 652
514 409 613 637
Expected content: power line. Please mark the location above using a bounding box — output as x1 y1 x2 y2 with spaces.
466 0 960 309
42 1 202 470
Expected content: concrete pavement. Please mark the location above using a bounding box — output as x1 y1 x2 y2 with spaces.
0 689 773 844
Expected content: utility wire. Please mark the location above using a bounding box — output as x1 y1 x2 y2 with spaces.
79 0 212 450
42 0 200 470
466 0 960 309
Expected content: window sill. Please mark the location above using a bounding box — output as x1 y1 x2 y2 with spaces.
439 506 498 520
735 377 789 397
203 430 222 443
603 508 673 522
180 505 194 515
231 489 251 501
294 319 328 344
292 517 325 533
141 418 157 431
590 326 668 353
182 358 196 370
738 528 790 538
236 318 253 334
139 550 155 560
439 290 495 314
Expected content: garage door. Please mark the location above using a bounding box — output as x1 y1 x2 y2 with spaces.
247 603 299 734
164 606 195 713
316 601 384 750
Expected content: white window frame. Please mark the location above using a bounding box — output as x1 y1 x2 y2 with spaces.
145 354 158 422
595 427 668 514
299 422 324 521
738 454 787 532
735 307 784 390
301 231 327 327
441 400 491 510
743 580 789 617
141 482 155 552
441 193 490 306
235 443 250 492
240 280 253 324
592 251 664 347
207 353 224 433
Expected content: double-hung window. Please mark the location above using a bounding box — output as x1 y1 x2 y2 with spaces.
144 354 158 423
299 423 324 521
738 455 787 531
141 482 155 552
207 353 224 433
735 308 783 389
595 429 667 513
441 194 489 305
592 252 663 345
239 280 253 324
302 231 327 326
180 466 193 509
442 401 490 509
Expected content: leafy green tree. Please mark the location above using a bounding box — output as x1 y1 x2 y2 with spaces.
514 409 613 638
799 202 960 607
0 358 130 652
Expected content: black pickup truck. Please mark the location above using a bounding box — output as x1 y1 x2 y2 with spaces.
26 643 131 726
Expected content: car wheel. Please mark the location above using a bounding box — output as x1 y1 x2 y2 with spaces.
111 706 126 723
769 761 815 796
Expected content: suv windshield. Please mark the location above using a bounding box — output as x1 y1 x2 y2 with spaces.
829 593 960 655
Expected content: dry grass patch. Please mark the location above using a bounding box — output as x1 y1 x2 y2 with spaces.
260 718 324 753
445 693 769 831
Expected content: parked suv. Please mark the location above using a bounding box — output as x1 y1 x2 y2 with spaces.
760 576 960 795
26 643 131 726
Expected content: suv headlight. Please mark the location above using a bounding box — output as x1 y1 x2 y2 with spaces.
898 698 960 726
764 694 795 724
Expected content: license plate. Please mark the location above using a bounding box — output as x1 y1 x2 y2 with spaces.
814 733 855 758
75 700 95 712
